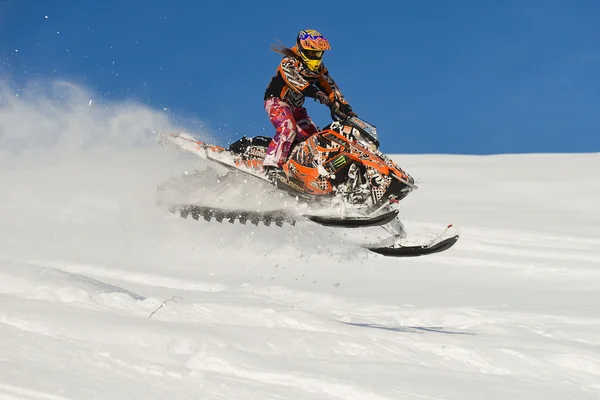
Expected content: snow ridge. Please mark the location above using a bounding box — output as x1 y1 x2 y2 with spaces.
1 81 599 399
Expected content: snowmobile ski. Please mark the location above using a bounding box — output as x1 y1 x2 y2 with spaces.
366 231 459 257
304 209 399 228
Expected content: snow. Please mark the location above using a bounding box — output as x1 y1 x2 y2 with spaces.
1 82 599 399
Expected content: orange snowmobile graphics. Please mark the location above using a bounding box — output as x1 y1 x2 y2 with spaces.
166 116 416 211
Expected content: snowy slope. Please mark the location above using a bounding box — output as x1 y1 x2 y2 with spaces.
1 82 599 400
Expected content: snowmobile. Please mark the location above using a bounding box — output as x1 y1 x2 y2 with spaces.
158 110 459 257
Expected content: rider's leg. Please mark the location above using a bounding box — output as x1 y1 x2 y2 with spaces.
263 98 300 168
293 106 318 140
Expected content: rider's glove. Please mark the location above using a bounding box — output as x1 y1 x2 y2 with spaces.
315 91 331 105
337 102 356 118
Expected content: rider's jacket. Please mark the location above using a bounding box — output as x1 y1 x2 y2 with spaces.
264 48 350 109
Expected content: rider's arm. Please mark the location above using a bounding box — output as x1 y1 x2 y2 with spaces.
316 66 350 104
316 67 356 116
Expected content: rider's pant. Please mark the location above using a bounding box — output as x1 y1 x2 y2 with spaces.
263 97 318 168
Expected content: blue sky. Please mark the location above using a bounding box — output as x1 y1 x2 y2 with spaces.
1 0 599 154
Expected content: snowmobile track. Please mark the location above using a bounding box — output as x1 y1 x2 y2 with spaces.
168 205 400 229
169 205 296 227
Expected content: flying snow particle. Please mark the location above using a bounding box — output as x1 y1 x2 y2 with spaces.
45 16 48 19
163 108 168 111
88 100 93 106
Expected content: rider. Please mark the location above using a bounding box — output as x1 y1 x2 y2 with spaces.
262 29 356 182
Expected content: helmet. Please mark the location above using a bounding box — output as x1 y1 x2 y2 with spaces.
296 29 330 72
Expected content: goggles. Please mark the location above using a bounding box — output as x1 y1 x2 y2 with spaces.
302 49 323 60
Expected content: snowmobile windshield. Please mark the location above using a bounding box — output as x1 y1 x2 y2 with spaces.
347 117 379 150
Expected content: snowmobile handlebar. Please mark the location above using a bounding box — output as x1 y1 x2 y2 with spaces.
329 102 349 122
